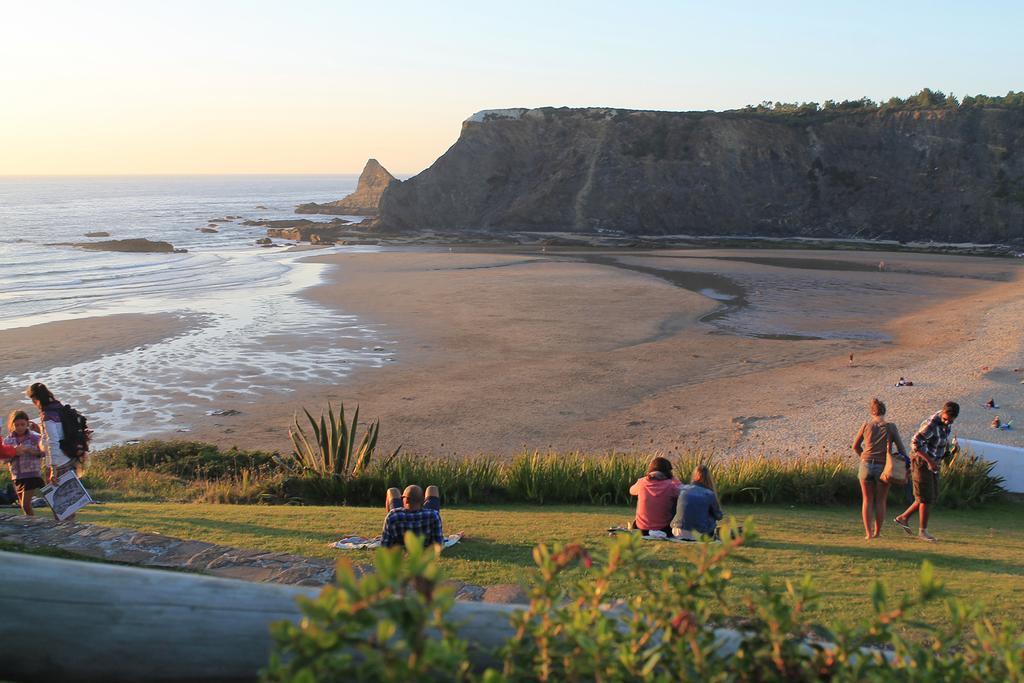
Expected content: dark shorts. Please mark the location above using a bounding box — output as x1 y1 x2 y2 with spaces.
858 461 885 482
912 461 939 504
14 477 45 494
388 496 441 512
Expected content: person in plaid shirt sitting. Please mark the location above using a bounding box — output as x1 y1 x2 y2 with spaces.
894 401 959 542
381 484 444 548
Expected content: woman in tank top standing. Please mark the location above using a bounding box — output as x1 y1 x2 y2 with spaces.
853 398 907 539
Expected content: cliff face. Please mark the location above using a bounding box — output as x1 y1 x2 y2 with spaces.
296 158 398 215
377 107 1024 243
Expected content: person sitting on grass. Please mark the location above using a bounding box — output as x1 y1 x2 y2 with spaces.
672 465 724 540
381 484 444 548
628 456 681 537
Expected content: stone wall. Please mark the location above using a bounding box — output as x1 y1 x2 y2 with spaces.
0 512 526 603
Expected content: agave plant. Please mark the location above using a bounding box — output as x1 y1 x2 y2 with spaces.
287 402 401 477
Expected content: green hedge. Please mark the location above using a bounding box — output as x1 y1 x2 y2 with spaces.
58 441 1006 509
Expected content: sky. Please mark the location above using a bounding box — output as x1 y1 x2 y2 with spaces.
1 1 1021 175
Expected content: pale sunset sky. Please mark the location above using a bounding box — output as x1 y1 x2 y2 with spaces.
1 1 1021 176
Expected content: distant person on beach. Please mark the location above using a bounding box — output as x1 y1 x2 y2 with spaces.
894 401 959 542
3 410 45 516
628 457 681 536
381 484 444 548
25 383 79 520
849 353 855 367
852 399 907 539
672 465 724 540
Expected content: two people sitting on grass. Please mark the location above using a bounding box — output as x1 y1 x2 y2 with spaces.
629 458 724 540
381 484 444 548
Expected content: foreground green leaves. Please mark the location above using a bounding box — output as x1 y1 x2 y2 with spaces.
263 520 1024 681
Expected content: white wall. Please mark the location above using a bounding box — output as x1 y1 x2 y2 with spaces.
958 438 1024 494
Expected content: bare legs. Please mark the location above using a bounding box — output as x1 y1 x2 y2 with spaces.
17 487 35 517
859 479 876 539
895 500 930 535
874 481 889 537
386 485 439 509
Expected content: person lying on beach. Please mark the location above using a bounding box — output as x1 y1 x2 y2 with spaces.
991 417 1013 430
381 484 444 548
984 399 998 409
672 465 724 540
628 457 681 537
894 377 913 387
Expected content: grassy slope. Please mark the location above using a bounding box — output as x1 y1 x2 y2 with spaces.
75 501 1024 630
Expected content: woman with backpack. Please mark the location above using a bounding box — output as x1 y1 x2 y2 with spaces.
25 383 81 519
852 398 908 539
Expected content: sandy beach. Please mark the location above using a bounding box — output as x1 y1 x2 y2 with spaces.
193 248 1024 458
3 249 1022 459
0 313 197 383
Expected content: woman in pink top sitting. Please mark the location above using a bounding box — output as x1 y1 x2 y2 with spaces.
629 456 681 536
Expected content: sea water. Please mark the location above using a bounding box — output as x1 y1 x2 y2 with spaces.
0 175 394 444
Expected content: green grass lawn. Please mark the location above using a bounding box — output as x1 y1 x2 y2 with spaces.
75 501 1024 630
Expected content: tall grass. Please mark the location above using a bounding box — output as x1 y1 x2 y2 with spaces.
65 441 1007 509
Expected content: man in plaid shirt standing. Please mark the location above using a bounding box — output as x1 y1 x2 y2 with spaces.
894 401 959 542
381 484 445 548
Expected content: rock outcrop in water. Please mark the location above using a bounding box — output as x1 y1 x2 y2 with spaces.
296 159 398 216
376 106 1024 244
72 238 181 253
246 218 353 242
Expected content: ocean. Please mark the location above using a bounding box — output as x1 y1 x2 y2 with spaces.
0 175 393 444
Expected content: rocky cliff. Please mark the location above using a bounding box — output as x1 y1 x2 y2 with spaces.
296 158 398 215
376 107 1024 244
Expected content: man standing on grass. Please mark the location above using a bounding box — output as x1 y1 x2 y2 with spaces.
381 484 445 548
894 401 959 542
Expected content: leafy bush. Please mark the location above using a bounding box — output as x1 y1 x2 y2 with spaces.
264 525 1024 681
285 403 400 477
95 440 277 479
263 533 472 682
939 445 1007 509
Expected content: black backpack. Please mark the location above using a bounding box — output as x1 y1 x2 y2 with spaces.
58 404 91 459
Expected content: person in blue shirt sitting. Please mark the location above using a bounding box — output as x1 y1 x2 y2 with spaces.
672 465 724 540
381 484 445 548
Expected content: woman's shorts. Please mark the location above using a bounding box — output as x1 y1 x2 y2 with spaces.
912 462 939 504
858 461 885 482
14 477 45 494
